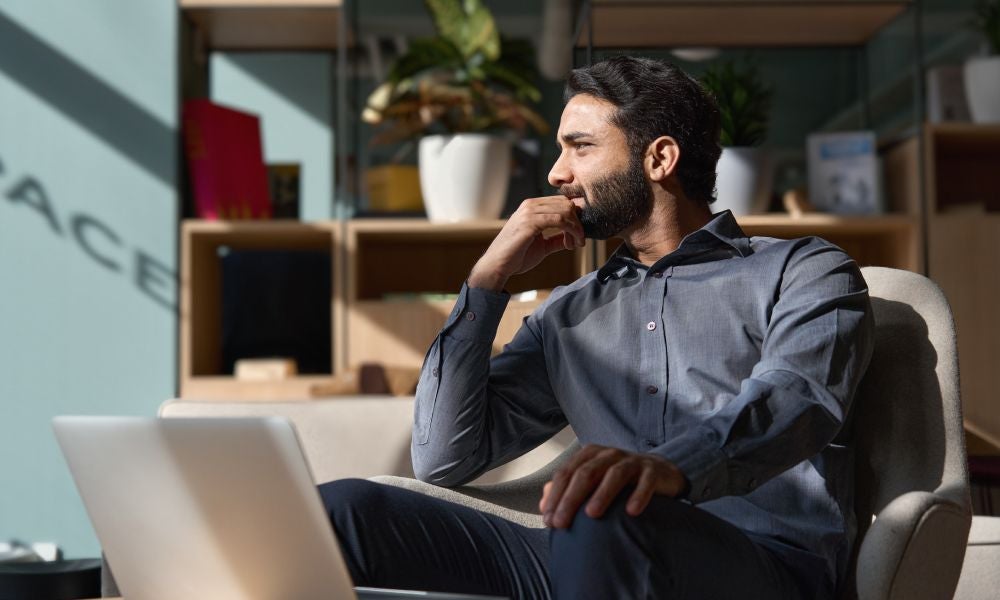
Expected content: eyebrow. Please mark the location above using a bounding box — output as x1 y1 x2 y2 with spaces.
559 131 594 145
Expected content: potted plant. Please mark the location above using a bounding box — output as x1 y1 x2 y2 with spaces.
362 0 549 222
965 0 1000 123
700 60 773 216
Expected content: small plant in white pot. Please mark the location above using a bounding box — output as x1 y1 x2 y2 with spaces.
965 0 1000 123
700 60 774 216
362 0 548 222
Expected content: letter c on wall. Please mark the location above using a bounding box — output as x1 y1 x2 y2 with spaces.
71 214 122 272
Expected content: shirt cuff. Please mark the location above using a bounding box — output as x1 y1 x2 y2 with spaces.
442 282 511 342
649 429 731 503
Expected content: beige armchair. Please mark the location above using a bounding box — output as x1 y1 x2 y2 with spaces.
373 267 975 600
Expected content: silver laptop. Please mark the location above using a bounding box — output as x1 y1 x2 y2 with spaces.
53 416 505 600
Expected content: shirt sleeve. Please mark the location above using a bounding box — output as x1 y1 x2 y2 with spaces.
411 282 568 487
649 239 875 503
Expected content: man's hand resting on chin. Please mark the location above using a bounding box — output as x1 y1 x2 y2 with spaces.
539 444 688 529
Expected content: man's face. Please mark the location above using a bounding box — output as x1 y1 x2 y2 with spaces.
548 94 653 240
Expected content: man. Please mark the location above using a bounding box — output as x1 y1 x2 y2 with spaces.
320 56 873 600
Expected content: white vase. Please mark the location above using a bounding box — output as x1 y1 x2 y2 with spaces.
964 56 1000 124
418 134 512 222
714 147 770 216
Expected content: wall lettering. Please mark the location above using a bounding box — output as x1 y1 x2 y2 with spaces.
6 176 63 234
71 214 122 273
0 153 176 310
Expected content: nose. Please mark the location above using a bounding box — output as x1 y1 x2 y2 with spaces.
547 150 572 189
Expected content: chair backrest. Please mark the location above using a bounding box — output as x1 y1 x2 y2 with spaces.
853 266 970 529
849 266 972 599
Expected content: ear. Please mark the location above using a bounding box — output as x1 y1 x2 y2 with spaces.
645 136 681 182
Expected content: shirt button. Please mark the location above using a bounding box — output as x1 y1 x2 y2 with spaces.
646 385 658 395
431 367 439 377
644 439 655 447
652 270 663 278
646 321 656 331
748 478 757 490
465 311 476 321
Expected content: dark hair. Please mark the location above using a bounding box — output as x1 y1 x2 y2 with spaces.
564 56 722 204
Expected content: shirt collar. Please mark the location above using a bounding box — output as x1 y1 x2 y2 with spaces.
596 210 752 283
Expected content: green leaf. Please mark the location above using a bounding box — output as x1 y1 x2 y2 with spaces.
387 37 463 82
425 0 499 60
700 59 773 147
480 62 541 102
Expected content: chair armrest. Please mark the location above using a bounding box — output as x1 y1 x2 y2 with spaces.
857 490 971 600
370 441 580 529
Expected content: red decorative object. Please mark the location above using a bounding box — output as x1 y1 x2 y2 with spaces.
182 99 272 220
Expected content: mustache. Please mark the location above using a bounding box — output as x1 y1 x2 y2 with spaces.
559 185 586 200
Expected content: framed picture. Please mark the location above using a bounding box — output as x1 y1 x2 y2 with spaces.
807 131 882 215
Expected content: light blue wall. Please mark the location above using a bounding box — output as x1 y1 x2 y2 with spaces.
210 53 336 221
0 0 177 558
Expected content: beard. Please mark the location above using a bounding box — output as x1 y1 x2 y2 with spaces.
560 153 653 240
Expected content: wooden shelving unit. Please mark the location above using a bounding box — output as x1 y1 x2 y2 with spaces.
178 214 925 399
176 0 948 403
884 123 1000 446
576 0 911 48
923 124 1000 447
179 0 346 50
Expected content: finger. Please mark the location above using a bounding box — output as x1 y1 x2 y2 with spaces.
539 481 553 515
552 451 621 528
542 445 603 515
522 199 584 246
585 460 640 518
627 467 658 516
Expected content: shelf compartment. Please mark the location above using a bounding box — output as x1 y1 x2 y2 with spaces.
925 124 1000 214
348 299 543 369
180 0 346 50
346 219 588 300
180 220 340 399
577 0 911 48
344 219 590 369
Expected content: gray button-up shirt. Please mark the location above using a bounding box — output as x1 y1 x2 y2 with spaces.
413 211 874 595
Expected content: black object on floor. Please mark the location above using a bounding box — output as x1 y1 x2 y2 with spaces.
0 559 101 600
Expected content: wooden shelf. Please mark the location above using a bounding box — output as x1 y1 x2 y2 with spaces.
180 220 341 400
577 0 911 48
595 213 920 272
179 0 345 50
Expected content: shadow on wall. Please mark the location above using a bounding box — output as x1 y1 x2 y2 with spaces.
221 53 333 126
0 10 177 312
0 153 176 312
0 10 175 187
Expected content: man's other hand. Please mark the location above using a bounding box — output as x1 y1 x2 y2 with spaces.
467 196 585 292
539 444 687 529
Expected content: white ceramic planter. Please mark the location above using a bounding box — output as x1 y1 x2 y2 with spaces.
418 134 512 222
964 56 1000 124
714 147 770 216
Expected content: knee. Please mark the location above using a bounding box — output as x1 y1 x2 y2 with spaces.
317 478 389 521
557 490 686 542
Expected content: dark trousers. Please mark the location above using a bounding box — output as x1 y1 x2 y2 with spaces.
318 479 814 600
